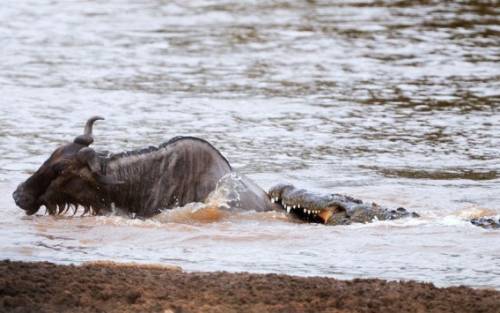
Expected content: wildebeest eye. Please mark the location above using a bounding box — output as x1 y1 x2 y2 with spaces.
51 161 70 174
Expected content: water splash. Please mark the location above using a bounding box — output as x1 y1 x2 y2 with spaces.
152 173 248 224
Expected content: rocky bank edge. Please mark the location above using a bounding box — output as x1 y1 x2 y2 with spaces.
0 260 499 313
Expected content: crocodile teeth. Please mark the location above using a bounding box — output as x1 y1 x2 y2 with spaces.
286 206 291 213
270 198 275 203
303 208 307 213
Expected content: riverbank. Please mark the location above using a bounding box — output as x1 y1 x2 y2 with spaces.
1 260 498 313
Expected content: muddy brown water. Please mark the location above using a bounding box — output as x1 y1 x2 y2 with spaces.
0 1 499 289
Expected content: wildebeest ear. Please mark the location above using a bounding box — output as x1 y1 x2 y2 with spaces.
77 147 123 185
77 147 100 173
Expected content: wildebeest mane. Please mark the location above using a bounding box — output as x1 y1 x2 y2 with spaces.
106 136 231 169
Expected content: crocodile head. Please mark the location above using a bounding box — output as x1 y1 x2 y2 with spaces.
268 184 418 225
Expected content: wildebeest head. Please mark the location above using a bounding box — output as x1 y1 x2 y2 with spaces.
13 116 115 215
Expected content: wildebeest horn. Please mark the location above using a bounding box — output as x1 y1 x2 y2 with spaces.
74 116 105 146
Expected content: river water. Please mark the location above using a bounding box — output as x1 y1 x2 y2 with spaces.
0 0 499 289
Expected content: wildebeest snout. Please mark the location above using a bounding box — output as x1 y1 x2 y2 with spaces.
12 184 36 213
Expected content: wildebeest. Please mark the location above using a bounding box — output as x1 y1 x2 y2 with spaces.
12 117 498 228
12 116 273 218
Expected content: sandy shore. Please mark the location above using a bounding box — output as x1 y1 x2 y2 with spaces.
0 260 499 313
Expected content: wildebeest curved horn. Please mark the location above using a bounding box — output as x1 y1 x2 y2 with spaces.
84 116 105 137
74 116 105 146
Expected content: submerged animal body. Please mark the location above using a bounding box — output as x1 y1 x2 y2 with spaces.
13 117 496 228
